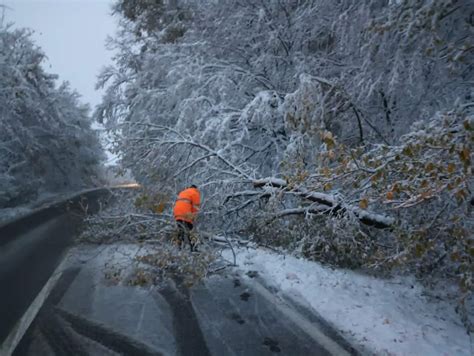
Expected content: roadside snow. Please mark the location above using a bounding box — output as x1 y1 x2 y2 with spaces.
0 206 32 225
222 247 472 356
0 192 66 225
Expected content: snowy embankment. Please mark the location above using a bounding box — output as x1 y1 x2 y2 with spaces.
0 206 32 225
0 192 75 225
221 247 471 356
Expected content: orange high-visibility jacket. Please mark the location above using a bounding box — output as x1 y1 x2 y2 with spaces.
173 187 201 223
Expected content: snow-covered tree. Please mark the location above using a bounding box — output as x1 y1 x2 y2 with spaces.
98 0 473 325
0 26 105 207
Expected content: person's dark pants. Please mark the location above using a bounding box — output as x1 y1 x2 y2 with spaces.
176 220 195 251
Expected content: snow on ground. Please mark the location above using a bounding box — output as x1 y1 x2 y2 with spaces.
0 192 68 225
0 206 32 225
222 247 472 356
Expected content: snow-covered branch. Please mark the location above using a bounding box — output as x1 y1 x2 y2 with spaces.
252 177 395 228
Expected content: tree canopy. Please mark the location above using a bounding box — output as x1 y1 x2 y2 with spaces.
97 0 473 326
0 25 105 208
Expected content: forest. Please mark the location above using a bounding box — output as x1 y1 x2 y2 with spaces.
1 0 472 336
0 24 104 209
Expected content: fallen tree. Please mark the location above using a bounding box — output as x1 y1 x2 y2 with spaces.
252 178 395 229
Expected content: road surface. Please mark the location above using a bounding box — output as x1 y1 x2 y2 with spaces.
0 188 113 354
11 244 358 355
1 188 358 355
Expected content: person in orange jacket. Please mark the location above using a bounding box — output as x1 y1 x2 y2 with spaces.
173 184 201 251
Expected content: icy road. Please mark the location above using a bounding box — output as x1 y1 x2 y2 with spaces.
12 244 357 356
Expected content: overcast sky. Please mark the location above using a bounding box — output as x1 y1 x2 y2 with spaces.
2 0 117 109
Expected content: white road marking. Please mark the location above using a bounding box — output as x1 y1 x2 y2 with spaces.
0 257 69 356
